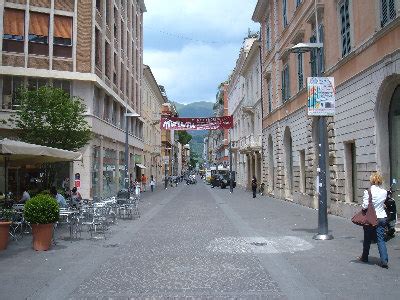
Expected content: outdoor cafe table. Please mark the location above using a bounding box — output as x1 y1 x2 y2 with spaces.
59 209 78 239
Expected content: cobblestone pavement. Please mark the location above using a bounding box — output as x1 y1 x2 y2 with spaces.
1 182 399 299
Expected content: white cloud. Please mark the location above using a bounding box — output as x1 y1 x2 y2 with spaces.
143 0 259 104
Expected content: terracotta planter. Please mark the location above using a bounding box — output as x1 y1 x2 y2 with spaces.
0 221 11 250
31 223 53 251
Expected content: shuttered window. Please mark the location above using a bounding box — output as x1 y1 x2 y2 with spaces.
281 64 290 102
283 0 288 27
3 9 25 40
54 15 72 46
29 12 49 43
381 0 397 27
339 0 351 57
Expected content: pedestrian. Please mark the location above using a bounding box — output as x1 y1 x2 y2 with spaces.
19 187 31 204
251 176 257 198
70 187 82 209
358 171 389 269
150 175 155 192
141 174 147 192
50 186 67 208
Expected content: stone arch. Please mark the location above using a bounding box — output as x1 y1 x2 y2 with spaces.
375 74 400 185
268 134 274 193
283 126 293 198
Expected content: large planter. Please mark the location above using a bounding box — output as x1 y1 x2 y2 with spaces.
31 223 53 251
0 221 11 250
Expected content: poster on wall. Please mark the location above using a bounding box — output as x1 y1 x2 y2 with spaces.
307 77 336 116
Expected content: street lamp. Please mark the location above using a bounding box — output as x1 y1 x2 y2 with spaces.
289 0 333 241
125 112 140 190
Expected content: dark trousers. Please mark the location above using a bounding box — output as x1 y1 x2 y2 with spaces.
252 188 256 198
362 218 389 264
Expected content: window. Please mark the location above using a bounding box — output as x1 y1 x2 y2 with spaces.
96 0 101 11
265 21 270 51
296 0 302 7
297 53 303 90
29 12 49 43
105 1 110 25
3 9 25 41
95 27 102 68
113 52 118 85
2 9 25 53
339 0 351 57
310 25 325 76
2 76 24 110
105 42 111 78
281 64 290 102
267 80 272 113
283 0 288 27
381 0 396 27
53 80 71 95
53 15 72 46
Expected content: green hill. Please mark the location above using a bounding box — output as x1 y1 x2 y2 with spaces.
173 101 214 161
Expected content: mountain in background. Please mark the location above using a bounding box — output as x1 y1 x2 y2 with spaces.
172 101 214 161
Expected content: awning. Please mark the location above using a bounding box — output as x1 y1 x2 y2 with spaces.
3 8 25 36
135 164 146 169
0 138 82 167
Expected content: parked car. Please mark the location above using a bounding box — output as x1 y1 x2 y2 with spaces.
211 173 236 189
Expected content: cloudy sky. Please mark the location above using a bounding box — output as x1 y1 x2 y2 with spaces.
143 0 259 104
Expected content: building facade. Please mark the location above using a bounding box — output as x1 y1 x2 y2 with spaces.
142 65 164 187
0 0 146 199
228 36 262 190
253 0 400 217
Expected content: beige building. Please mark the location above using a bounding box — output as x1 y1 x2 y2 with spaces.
253 0 400 217
228 36 262 190
142 65 164 187
0 0 146 199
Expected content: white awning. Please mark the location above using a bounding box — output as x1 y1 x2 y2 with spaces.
0 138 82 166
136 164 146 169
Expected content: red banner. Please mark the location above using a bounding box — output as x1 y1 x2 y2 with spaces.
160 116 233 130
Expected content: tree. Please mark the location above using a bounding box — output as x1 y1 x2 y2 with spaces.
8 86 92 189
177 130 192 146
9 86 91 151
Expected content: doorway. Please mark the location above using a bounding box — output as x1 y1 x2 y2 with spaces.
389 86 400 213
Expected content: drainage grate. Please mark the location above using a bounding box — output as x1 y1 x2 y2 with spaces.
250 242 269 247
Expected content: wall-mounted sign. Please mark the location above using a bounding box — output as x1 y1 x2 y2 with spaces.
307 77 335 116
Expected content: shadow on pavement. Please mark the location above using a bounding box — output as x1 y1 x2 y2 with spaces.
291 227 333 234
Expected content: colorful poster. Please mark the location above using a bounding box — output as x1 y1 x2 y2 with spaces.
160 116 233 130
307 77 335 116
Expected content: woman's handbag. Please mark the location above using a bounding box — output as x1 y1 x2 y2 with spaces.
351 189 378 227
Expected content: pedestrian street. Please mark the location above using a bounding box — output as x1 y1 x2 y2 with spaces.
1 181 399 299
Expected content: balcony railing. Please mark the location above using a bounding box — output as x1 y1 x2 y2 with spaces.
239 134 262 152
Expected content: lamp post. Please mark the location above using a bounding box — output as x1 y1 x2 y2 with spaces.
289 0 333 240
229 129 233 193
125 112 140 190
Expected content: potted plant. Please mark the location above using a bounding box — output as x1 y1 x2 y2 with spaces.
0 208 13 250
24 194 59 251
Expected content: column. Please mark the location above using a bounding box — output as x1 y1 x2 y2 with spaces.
99 137 104 198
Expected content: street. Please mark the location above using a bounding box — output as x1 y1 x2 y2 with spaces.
1 181 399 299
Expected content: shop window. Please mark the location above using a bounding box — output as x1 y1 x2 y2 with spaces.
2 8 25 53
29 12 49 55
53 15 72 58
105 42 111 78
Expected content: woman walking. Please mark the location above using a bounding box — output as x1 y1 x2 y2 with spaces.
358 171 389 269
150 175 155 192
251 176 257 198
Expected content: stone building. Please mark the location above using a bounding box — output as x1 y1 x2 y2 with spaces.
252 0 400 217
228 36 262 190
0 0 146 199
142 65 164 187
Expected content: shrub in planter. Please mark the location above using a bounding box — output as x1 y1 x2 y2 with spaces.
24 195 59 251
0 208 13 250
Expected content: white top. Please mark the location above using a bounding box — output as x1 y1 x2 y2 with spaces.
150 180 155 186
362 185 387 218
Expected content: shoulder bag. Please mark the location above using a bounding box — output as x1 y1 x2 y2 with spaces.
351 189 378 227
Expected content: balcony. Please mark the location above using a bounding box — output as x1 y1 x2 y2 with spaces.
239 134 262 153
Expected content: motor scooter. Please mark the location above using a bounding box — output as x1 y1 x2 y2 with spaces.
385 181 397 240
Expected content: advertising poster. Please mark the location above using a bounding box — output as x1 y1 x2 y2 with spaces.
307 77 335 116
